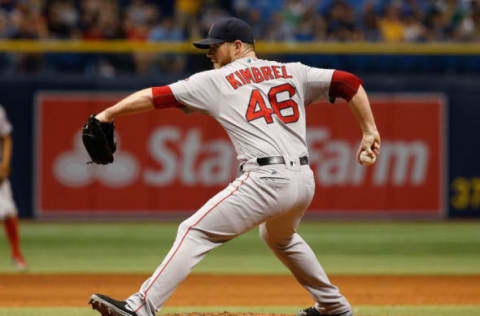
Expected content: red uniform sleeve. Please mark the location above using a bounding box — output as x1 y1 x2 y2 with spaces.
151 86 182 109
328 70 363 101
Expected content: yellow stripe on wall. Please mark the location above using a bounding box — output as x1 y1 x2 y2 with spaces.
0 40 478 55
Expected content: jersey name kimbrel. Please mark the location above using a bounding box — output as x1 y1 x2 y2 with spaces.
169 58 334 163
225 65 292 89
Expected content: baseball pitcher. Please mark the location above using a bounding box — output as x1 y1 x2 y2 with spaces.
87 17 381 316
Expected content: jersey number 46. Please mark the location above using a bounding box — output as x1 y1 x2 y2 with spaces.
245 83 299 124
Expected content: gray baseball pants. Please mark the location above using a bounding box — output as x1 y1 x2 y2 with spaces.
126 159 352 316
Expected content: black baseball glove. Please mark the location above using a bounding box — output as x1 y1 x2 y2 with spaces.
82 115 116 164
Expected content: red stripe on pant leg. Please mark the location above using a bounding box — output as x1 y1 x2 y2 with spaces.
134 172 251 313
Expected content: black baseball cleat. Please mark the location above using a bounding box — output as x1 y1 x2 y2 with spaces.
296 306 353 316
89 293 137 316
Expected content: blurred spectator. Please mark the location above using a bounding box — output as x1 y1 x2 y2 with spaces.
325 0 359 41
198 1 229 37
174 0 203 38
454 10 475 41
124 0 159 40
0 0 479 76
245 8 267 40
9 0 46 73
402 0 425 18
294 5 328 42
424 6 449 40
378 2 405 42
233 0 284 40
81 0 124 40
403 13 426 41
450 0 478 41
472 3 480 40
280 0 306 34
312 14 328 41
149 16 183 41
232 0 250 21
233 0 284 24
123 0 160 73
10 0 46 39
0 9 15 73
0 9 12 38
1 0 479 45
45 0 79 39
294 10 317 42
148 17 186 73
264 11 295 41
80 0 102 38
361 1 382 41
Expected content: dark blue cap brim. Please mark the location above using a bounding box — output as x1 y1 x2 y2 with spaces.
193 38 226 49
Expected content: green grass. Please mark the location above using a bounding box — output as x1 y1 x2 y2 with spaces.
1 221 479 315
1 305 479 316
0 221 479 274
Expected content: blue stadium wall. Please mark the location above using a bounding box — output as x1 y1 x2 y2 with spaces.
2 67 480 219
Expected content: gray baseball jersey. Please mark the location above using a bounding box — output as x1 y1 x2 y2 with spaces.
0 105 17 219
170 57 333 163
126 59 352 316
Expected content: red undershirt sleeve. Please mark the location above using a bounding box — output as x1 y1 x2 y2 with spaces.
328 70 363 102
151 86 182 109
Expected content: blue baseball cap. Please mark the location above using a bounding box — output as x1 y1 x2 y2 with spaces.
193 17 255 49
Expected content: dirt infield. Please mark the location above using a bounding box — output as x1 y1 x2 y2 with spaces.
1 274 479 307
153 314 292 316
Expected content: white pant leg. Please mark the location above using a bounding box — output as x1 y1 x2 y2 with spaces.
0 180 17 220
259 168 352 315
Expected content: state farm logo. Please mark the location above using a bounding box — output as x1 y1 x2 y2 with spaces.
53 131 139 187
53 127 429 188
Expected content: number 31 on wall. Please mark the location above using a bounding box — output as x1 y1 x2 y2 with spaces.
451 177 480 210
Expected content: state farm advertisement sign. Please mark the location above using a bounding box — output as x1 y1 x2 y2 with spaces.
35 92 446 216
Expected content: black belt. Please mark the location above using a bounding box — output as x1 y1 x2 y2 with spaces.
257 156 309 166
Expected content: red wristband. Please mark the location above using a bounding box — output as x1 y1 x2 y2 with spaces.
152 86 182 109
329 70 363 101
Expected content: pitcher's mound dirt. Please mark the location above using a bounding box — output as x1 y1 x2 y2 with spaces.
162 314 292 316
1 274 479 307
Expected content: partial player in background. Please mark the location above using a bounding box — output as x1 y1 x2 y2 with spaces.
86 17 380 316
0 105 27 271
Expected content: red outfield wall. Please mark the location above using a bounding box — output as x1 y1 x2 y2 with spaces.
35 93 446 217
